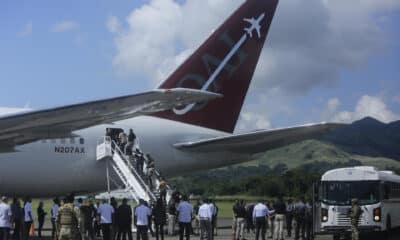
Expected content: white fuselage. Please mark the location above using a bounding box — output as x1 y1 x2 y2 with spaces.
0 116 252 197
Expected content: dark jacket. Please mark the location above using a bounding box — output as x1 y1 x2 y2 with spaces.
37 207 47 223
153 202 167 225
117 204 133 229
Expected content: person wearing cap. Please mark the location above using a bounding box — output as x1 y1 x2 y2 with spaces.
349 198 362 240
134 199 151 240
0 196 12 240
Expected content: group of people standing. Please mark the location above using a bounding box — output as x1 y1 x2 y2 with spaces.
232 197 313 240
0 196 48 240
129 194 217 240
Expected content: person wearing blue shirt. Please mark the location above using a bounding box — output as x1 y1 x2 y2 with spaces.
177 195 193 240
135 199 152 240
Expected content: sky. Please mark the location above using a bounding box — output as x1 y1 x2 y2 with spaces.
0 0 399 132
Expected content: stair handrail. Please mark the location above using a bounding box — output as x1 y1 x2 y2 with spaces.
111 140 156 201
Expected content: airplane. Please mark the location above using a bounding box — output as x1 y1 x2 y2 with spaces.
244 13 265 38
0 0 341 197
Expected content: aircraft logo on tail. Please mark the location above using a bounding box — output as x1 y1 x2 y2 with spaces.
173 12 266 115
244 13 265 38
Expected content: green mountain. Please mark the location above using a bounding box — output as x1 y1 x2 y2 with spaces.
169 117 400 196
254 139 400 172
248 117 400 172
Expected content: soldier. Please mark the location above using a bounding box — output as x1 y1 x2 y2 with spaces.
56 195 80 240
349 198 363 240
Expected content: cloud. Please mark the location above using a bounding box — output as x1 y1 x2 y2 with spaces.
111 0 242 85
0 107 32 117
110 0 399 89
18 22 33 37
236 111 272 132
109 0 400 128
329 95 399 123
106 16 121 33
321 97 340 120
51 20 79 33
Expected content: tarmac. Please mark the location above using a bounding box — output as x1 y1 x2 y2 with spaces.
23 218 400 240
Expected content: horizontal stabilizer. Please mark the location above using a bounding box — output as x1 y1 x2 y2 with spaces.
174 123 345 153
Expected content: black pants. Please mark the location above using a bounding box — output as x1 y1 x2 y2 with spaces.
179 222 191 240
305 220 312 240
246 218 254 233
136 226 148 240
12 220 21 240
255 217 266 240
24 221 32 240
295 218 305 240
117 226 133 240
38 219 44 238
0 228 10 240
286 213 293 236
155 224 164 240
51 219 57 239
82 225 95 240
101 224 112 240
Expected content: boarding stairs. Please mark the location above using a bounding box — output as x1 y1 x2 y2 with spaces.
96 136 172 203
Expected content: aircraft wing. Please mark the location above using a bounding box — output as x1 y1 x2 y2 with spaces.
0 88 221 151
173 123 344 153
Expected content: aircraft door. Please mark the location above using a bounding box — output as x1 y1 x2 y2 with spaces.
106 128 124 143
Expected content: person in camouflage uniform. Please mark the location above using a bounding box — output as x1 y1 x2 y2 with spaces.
349 198 362 240
56 195 80 240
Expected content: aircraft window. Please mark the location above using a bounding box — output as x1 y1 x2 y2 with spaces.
51 139 57 144
61 138 66 144
41 139 47 143
80 138 84 144
70 137 75 144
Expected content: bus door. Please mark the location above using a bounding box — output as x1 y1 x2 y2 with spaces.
313 181 322 236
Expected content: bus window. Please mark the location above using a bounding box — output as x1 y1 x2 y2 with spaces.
322 181 380 205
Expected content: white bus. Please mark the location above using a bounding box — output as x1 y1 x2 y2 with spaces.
314 166 400 240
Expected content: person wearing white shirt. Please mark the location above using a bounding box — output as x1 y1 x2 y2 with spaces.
0 196 12 240
97 199 114 240
135 199 152 240
252 200 270 240
198 199 212 240
51 198 60 240
177 196 193 240
23 197 33 240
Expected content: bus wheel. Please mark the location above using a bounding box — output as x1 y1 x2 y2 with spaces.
384 216 391 240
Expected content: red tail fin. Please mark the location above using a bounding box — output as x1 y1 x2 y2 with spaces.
155 0 278 133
